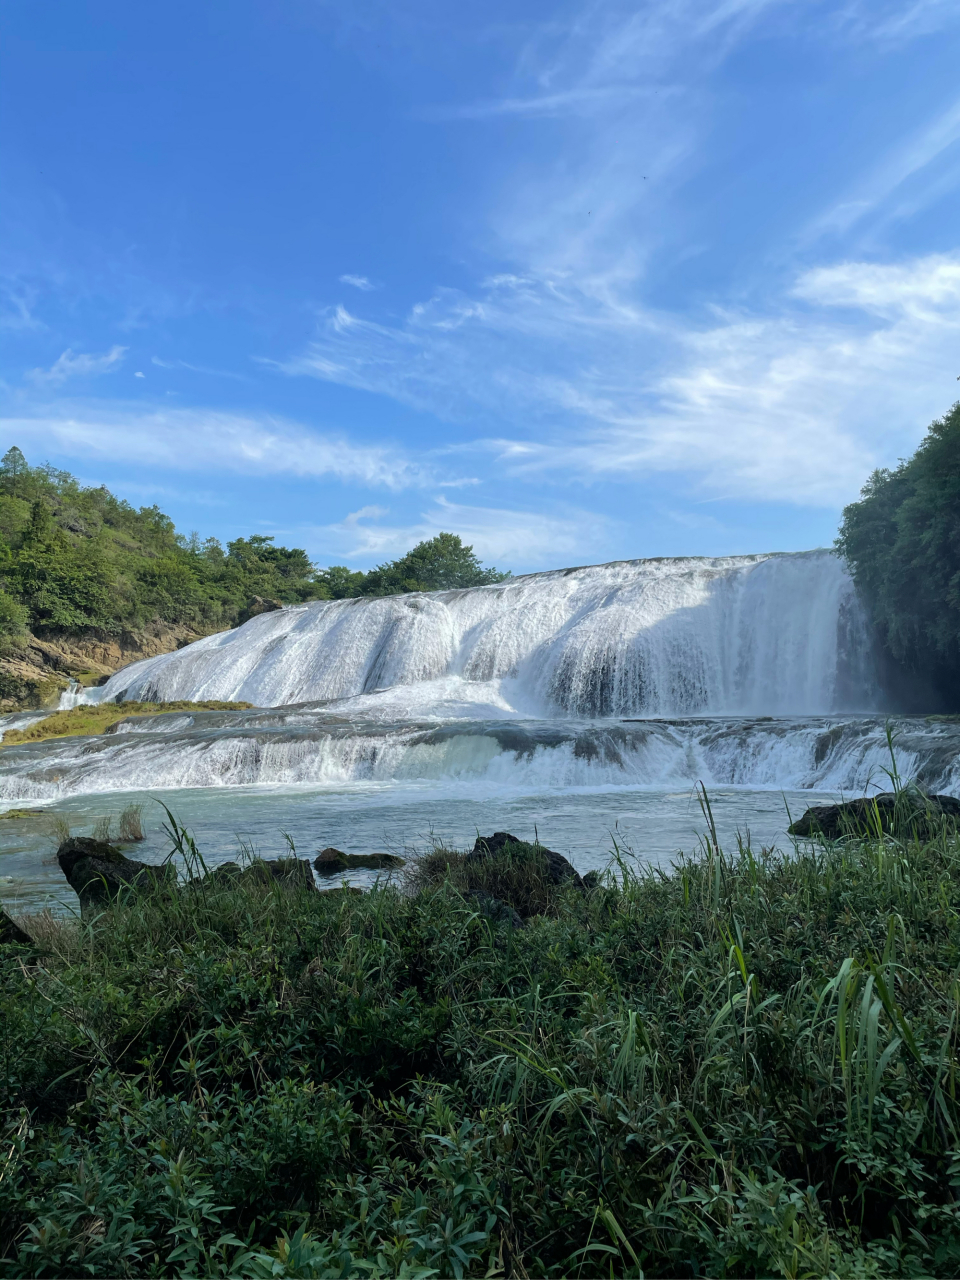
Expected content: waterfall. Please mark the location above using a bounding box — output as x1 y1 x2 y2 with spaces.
87 550 877 717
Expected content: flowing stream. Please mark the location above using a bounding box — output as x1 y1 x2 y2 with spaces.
2 550 956 911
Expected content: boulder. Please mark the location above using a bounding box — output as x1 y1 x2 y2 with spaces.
57 836 176 914
0 910 33 945
469 832 584 889
314 848 405 874
467 889 526 931
788 792 960 840
236 597 283 627
207 857 316 891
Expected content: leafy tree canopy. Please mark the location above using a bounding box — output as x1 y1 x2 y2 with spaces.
0 448 509 638
836 401 960 700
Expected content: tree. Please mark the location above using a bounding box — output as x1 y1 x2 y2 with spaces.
836 401 960 704
360 533 510 596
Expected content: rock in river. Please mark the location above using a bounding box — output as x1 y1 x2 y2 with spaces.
789 792 960 840
57 836 176 914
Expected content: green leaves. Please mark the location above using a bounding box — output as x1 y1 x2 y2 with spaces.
837 400 960 701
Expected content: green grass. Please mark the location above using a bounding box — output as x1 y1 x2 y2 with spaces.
0 701 255 747
4 804 960 1277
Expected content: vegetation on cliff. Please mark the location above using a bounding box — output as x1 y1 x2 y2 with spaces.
837 401 960 705
4 802 960 1276
0 446 509 643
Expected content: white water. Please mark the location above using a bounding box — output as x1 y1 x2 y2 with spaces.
4 551 958 912
80 550 876 718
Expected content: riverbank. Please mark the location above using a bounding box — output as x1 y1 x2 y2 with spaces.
3 804 960 1277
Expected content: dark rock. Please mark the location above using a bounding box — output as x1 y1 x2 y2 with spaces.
582 870 602 890
318 885 364 898
789 792 960 840
467 890 526 930
469 832 584 889
313 848 405 874
57 836 176 914
236 596 283 627
207 857 316 891
0 910 33 945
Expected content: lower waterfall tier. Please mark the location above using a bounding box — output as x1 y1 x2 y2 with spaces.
2 711 957 801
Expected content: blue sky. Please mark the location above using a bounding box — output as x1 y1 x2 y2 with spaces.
1 0 959 573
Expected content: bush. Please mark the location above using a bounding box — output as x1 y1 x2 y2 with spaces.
4 802 960 1275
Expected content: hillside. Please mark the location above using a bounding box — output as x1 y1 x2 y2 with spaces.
0 447 507 709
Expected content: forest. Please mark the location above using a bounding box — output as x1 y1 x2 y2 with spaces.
0 446 508 643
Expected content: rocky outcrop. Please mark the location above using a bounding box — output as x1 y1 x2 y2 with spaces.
469 831 584 889
789 792 960 840
236 597 283 627
314 848 405 874
0 910 33 945
207 858 316 891
57 836 176 914
0 620 208 710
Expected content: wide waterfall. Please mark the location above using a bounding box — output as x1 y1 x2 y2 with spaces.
90 550 876 717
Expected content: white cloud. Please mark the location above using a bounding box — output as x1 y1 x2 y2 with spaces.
312 495 614 565
0 405 434 490
339 274 378 291
808 96 960 240
27 345 127 385
280 254 960 507
151 356 251 381
134 371 145 378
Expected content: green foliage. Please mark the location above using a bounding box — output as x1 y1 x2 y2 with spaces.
4 807 960 1275
360 532 510 596
0 449 509 639
837 402 960 701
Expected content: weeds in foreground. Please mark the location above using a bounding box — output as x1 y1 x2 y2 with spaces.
4 810 960 1276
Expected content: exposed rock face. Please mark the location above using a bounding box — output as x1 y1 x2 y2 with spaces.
0 621 207 710
469 831 584 889
789 792 960 840
236 597 283 627
57 837 176 914
0 910 33 945
314 848 405 874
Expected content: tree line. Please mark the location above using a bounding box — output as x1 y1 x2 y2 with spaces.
837 400 960 708
0 446 508 641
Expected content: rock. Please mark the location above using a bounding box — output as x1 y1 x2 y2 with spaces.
0 910 33 945
313 848 405 874
788 792 960 840
207 857 316 891
57 836 176 914
318 886 364 898
469 832 584 889
467 890 526 930
582 870 602 890
236 597 283 627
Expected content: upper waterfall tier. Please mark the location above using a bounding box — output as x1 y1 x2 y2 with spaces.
94 550 877 717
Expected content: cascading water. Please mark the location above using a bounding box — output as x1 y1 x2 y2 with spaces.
3 550 957 910
83 550 877 716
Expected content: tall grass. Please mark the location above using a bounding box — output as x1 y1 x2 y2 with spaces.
3 805 960 1276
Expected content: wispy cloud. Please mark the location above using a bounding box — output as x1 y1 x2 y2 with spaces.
808 96 960 240
280 254 960 506
339 274 378 291
151 355 252 381
0 405 434 489
27 345 127 385
311 495 615 565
